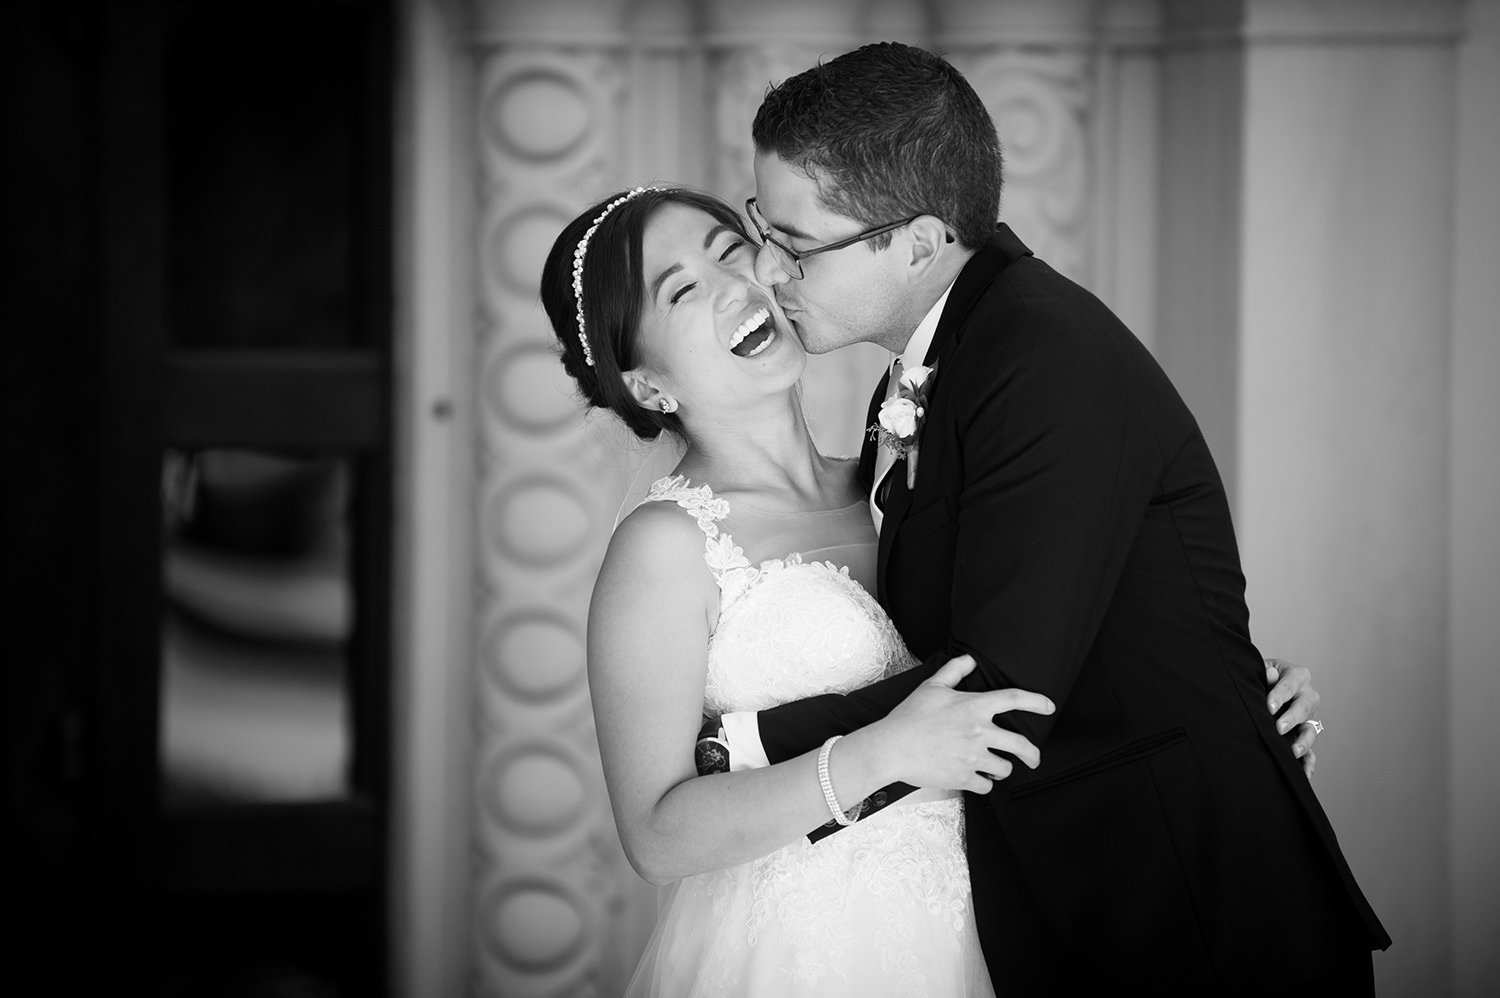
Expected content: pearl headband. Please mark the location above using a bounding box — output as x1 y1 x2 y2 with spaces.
572 186 659 367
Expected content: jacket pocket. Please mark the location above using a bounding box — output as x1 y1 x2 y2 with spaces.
1006 728 1188 800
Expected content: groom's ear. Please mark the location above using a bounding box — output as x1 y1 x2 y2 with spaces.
901 215 953 279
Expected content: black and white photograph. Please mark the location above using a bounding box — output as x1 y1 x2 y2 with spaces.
6 1 1498 995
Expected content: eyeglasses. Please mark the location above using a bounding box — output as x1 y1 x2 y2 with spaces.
745 197 921 280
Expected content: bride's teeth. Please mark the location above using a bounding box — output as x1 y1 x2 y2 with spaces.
746 331 775 357
728 308 770 351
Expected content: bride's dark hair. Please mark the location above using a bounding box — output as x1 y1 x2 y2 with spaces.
541 187 753 441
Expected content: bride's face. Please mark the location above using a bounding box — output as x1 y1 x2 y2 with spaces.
629 202 804 415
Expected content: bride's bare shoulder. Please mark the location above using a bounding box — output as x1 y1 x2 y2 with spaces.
592 499 717 628
603 499 711 573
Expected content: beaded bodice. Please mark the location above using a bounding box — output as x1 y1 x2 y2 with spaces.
641 474 916 713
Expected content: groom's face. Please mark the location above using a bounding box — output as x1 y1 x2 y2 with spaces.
750 152 909 356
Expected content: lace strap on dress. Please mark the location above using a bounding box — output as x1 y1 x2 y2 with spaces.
640 475 751 585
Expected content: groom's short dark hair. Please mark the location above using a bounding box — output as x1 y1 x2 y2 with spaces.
751 42 1003 249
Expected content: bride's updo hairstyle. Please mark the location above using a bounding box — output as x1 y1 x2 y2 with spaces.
541 186 752 441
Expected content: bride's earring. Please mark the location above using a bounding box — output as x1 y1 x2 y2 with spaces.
659 397 678 414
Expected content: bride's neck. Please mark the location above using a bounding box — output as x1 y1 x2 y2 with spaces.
677 391 828 504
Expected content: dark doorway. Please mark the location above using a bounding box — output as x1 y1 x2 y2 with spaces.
5 2 394 994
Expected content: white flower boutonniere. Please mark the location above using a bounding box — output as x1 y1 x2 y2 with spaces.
868 362 937 489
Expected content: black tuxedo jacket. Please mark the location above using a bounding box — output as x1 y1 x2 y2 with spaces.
756 226 1390 991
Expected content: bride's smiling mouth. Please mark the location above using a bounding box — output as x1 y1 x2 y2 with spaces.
728 306 777 358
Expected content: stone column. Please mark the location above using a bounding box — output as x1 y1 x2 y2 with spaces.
392 3 480 994
1226 1 1468 991
1449 0 1500 992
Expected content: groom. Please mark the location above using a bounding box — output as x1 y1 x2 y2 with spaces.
711 42 1389 992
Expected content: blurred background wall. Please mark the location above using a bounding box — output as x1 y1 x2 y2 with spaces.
394 1 1500 995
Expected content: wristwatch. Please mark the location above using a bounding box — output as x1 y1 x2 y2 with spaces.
695 717 731 775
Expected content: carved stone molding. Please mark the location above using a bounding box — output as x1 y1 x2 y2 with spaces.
470 30 636 998
954 48 1095 286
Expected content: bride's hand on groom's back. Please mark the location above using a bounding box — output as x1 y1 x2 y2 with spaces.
1264 657 1321 777
868 654 1055 795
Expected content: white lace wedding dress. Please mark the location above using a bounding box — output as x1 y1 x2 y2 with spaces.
622 475 994 998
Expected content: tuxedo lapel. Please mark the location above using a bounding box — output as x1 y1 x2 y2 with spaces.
875 225 1033 600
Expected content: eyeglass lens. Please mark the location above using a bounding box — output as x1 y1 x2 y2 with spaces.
746 200 803 279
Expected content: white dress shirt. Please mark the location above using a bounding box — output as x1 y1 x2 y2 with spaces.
870 282 953 533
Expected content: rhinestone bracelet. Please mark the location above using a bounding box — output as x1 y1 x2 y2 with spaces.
817 736 859 826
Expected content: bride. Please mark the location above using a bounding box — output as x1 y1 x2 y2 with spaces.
539 185 1322 996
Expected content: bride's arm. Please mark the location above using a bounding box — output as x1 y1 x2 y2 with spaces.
588 505 888 883
588 504 1047 885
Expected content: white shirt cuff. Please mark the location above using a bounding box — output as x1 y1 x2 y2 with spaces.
721 711 770 771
